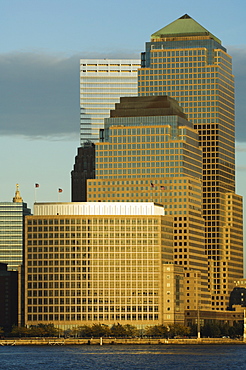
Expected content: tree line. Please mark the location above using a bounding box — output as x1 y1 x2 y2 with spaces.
1 321 243 338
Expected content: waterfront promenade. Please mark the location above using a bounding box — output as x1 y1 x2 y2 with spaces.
0 337 244 346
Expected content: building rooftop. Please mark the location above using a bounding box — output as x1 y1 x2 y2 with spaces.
151 14 221 44
110 96 187 119
33 202 165 216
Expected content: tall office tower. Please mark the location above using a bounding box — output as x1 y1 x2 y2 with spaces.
71 142 95 202
138 14 243 310
80 59 140 144
25 202 181 329
0 185 31 271
87 95 211 310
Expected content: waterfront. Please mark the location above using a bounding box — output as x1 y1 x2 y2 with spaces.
0 345 245 370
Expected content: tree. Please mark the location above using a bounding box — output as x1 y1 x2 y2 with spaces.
11 326 30 337
77 325 92 338
168 324 191 338
124 324 138 338
110 324 127 338
91 324 110 338
201 322 221 338
145 325 169 338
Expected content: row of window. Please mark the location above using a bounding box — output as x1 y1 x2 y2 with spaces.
28 306 159 313
27 313 159 321
27 219 159 226
28 226 159 232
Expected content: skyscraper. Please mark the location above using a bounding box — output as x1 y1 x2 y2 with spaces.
87 95 211 310
0 185 31 271
80 59 140 144
137 14 243 310
71 141 95 202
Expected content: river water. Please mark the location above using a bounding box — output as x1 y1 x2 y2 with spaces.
0 344 245 370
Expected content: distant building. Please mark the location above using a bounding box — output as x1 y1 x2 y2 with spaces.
228 279 246 310
0 263 18 331
80 59 140 144
0 185 31 271
71 142 95 202
24 202 181 330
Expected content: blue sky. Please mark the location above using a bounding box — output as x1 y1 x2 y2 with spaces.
0 0 246 216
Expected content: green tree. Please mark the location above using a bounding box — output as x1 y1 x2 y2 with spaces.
91 324 110 337
11 326 30 337
145 325 169 338
77 325 92 338
29 325 46 337
110 324 127 337
202 322 221 338
168 324 191 338
124 324 138 337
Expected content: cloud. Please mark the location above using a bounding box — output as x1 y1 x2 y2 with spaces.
0 48 245 141
236 166 246 172
0 51 140 140
0 52 80 139
236 144 246 152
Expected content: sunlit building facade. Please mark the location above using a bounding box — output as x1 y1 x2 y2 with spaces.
24 202 183 330
137 14 243 310
87 95 210 310
80 59 140 144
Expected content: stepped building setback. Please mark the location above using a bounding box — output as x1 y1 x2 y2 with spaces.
87 95 210 310
137 14 243 310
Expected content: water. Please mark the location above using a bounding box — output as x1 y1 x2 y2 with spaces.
0 344 245 370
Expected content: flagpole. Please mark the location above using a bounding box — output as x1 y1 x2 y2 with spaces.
34 183 39 203
58 188 63 202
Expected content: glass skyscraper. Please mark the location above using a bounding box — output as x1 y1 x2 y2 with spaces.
0 185 31 270
80 59 140 144
138 14 243 310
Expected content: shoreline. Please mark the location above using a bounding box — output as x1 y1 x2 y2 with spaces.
0 338 245 346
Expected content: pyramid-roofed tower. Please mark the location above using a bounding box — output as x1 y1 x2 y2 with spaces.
151 14 221 44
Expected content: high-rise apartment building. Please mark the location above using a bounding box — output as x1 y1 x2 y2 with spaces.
25 202 181 330
0 185 31 271
80 59 140 144
87 95 210 310
137 14 243 310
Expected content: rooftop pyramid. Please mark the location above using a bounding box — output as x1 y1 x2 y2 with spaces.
151 14 221 44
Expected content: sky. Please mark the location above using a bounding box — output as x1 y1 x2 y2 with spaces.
0 0 246 217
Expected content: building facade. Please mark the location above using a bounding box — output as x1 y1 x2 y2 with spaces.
24 202 181 330
87 95 210 310
71 142 95 202
0 263 18 331
137 14 243 310
80 59 140 144
0 185 31 271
